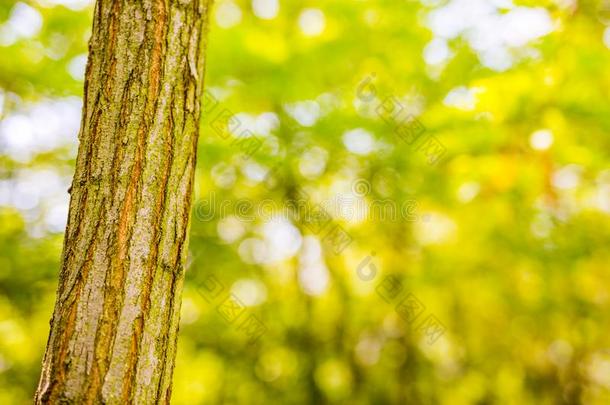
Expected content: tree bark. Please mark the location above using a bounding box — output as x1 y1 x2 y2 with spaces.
35 0 212 403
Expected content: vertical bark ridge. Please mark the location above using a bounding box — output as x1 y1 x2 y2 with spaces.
35 0 212 403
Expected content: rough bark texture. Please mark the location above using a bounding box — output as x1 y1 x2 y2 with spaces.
35 0 212 403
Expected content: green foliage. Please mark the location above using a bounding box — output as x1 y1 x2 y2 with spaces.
1 0 610 403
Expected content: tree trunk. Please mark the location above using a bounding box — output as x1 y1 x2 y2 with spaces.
35 0 212 403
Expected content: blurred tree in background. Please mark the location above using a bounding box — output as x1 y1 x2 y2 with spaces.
1 0 610 404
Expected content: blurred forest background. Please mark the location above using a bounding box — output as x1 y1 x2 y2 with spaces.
1 0 610 403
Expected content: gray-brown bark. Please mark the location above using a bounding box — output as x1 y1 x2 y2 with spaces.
35 0 212 403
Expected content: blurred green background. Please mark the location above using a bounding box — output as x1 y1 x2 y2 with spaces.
1 0 610 403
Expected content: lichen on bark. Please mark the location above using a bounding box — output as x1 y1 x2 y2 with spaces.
35 0 212 403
